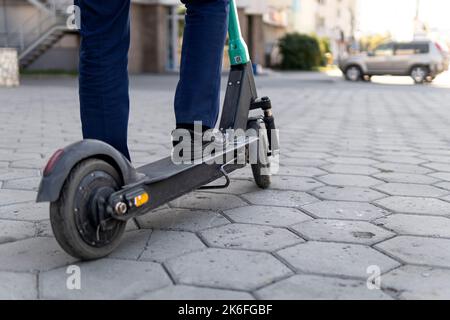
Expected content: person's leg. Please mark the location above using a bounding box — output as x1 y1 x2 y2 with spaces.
175 0 229 131
76 0 131 160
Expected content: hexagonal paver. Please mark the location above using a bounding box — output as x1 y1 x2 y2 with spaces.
326 157 379 165
318 174 383 188
108 230 152 260
255 275 391 300
429 172 450 182
0 237 76 272
277 166 327 178
3 177 41 191
39 259 171 299
373 183 449 198
374 173 439 185
435 182 450 191
287 151 330 159
301 201 389 221
322 164 380 175
373 163 432 175
170 192 247 211
0 168 40 181
376 156 425 165
0 272 37 299
139 230 206 263
423 162 450 172
166 248 292 291
0 189 36 206
375 214 450 238
200 224 303 252
202 179 260 195
375 196 450 216
0 202 49 221
277 242 400 279
136 208 229 232
0 220 36 244
382 266 450 300
139 285 253 300
311 186 386 202
271 176 324 191
376 236 450 268
292 220 394 245
242 190 318 208
224 205 312 227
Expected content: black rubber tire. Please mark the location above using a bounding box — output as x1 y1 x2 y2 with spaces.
248 119 271 189
344 65 363 82
50 159 126 260
410 66 429 84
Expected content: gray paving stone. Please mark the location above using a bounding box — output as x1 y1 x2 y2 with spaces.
277 166 327 178
108 230 151 260
435 182 450 191
0 220 36 244
200 223 303 252
376 155 425 165
3 177 41 191
376 236 450 268
224 205 312 227
139 285 253 300
429 172 450 182
375 196 450 216
0 237 76 272
242 190 318 208
423 162 450 172
166 248 292 291
318 174 383 188
39 259 171 299
0 272 37 299
271 176 324 191
255 275 391 300
139 230 206 263
326 157 379 165
382 265 450 300
292 220 394 245
375 214 450 238
277 242 400 279
286 151 330 159
373 163 432 175
136 207 229 232
322 164 380 175
420 155 450 163
170 192 247 211
374 173 439 185
311 186 386 202
203 179 260 195
0 168 40 181
301 201 389 221
373 183 449 198
0 202 49 221
0 189 37 206
281 158 330 167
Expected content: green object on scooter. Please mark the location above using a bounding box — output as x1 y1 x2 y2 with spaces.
228 0 250 65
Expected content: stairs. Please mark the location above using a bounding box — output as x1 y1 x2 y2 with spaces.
2 0 72 69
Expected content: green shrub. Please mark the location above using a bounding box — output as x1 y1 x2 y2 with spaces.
278 33 322 70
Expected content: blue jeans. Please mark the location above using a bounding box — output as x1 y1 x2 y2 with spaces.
76 0 229 160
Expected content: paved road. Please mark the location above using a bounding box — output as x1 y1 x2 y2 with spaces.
1 72 450 299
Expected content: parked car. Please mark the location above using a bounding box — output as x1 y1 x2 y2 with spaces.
339 40 448 84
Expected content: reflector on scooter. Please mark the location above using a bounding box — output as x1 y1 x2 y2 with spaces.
134 192 149 208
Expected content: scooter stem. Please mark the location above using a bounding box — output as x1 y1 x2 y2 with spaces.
228 0 250 66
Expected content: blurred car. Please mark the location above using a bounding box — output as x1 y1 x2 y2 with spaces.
339 41 448 84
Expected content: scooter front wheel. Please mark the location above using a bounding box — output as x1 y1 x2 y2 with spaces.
50 159 126 260
248 118 271 189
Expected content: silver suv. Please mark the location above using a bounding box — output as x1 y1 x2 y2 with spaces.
340 41 449 84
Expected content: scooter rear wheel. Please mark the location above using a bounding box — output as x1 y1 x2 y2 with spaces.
248 119 271 189
50 159 126 260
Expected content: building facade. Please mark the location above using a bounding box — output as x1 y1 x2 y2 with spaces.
0 0 269 73
289 0 358 61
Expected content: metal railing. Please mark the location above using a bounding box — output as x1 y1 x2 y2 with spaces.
1 0 71 54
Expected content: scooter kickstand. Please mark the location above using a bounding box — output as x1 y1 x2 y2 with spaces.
199 163 231 190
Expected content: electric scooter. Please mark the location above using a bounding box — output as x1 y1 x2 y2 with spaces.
36 0 279 260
